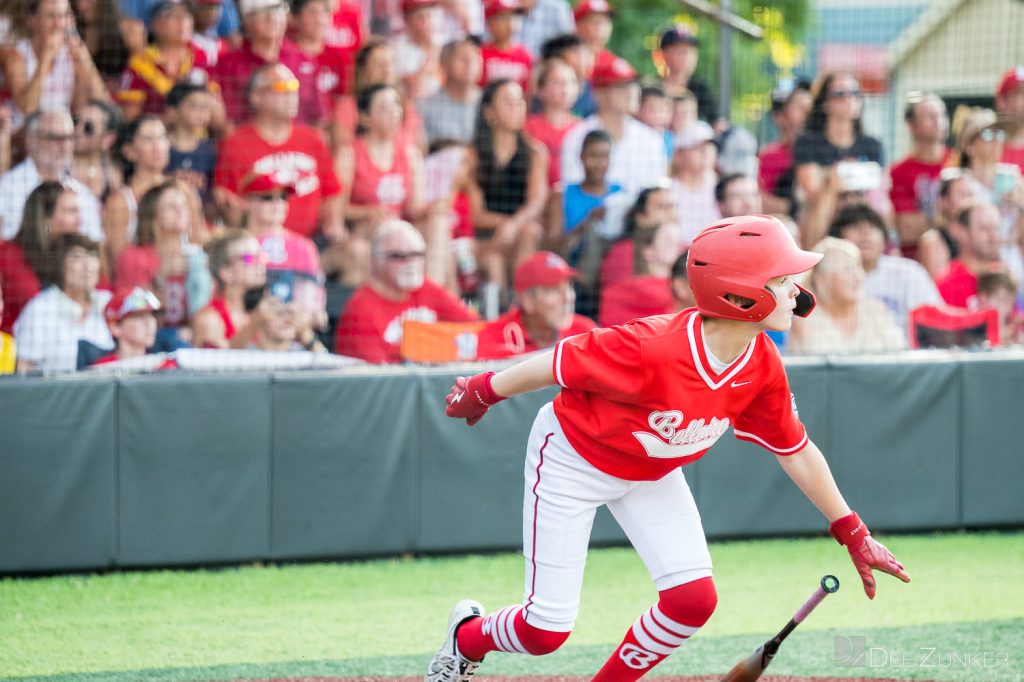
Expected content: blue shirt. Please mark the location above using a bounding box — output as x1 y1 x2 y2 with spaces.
120 0 240 37
563 182 623 233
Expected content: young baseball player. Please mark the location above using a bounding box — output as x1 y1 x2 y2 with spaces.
428 214 910 681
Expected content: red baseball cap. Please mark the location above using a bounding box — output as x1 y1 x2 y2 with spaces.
997 66 1024 97
514 251 574 292
105 287 162 324
401 0 436 14
591 55 637 88
241 172 297 197
484 0 524 20
573 0 613 21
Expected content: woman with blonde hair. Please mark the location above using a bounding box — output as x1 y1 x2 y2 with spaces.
789 236 906 355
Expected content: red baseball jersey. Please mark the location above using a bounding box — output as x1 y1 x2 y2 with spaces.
480 43 533 93
333 280 479 363
552 309 808 481
476 307 595 359
214 123 341 238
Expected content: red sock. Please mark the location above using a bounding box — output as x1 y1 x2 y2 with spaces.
591 577 718 681
457 605 570 660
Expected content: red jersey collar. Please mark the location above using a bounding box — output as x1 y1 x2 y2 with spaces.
687 311 757 391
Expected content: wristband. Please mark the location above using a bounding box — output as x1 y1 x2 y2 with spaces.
475 372 506 406
829 511 870 547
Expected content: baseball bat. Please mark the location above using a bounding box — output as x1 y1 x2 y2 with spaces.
720 575 840 682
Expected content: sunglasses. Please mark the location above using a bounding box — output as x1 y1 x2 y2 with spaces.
979 128 1006 143
386 251 426 261
828 89 862 100
269 78 300 93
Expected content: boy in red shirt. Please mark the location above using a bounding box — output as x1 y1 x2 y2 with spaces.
479 0 532 94
429 215 910 681
94 287 162 365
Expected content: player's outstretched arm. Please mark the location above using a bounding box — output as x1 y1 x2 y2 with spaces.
776 441 911 600
445 351 557 426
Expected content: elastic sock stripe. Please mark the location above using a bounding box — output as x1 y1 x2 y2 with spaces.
640 610 689 647
651 604 701 637
502 608 527 654
631 617 677 656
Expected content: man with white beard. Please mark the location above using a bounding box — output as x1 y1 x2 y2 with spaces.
333 220 478 363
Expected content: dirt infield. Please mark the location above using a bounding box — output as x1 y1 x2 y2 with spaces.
244 676 927 682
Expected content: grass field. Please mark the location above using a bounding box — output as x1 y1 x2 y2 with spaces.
1 531 1021 681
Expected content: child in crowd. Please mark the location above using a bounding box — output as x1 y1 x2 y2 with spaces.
165 83 218 221
479 0 532 94
636 83 672 158
94 287 163 364
554 129 621 260
392 0 442 100
290 0 351 128
525 58 580 188
976 270 1024 345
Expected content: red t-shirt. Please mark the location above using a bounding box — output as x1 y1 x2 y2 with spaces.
598 275 673 327
552 309 808 481
0 241 40 335
758 141 792 195
348 138 413 215
292 43 351 126
215 123 342 238
1001 145 1024 174
524 113 578 187
333 279 479 363
327 0 362 61
476 306 594 359
936 259 979 309
213 40 314 123
599 239 633 290
888 150 950 215
480 43 533 93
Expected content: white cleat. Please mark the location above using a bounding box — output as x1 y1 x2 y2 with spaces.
424 599 485 682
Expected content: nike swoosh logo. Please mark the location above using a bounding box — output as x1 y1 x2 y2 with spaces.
731 381 752 388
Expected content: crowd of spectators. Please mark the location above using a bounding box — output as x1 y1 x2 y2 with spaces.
1 0 1023 374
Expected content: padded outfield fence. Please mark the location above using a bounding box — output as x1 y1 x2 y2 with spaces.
1 349 1022 575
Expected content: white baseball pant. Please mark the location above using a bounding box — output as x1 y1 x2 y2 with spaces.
520 402 714 632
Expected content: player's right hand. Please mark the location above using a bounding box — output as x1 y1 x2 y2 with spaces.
445 371 506 426
829 512 910 600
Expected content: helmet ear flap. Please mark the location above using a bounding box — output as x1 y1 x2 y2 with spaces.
794 284 816 318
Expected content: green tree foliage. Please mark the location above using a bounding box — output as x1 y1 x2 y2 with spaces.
605 0 813 127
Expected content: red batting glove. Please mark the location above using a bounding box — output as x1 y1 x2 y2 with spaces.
445 372 506 426
829 512 911 599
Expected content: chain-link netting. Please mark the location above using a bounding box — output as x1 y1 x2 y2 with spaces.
1 0 1023 373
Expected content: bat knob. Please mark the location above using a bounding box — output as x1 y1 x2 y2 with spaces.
821 575 840 593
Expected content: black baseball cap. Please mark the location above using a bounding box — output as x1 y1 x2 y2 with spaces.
660 25 699 50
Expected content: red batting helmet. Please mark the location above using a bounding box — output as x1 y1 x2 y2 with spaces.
687 215 822 322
